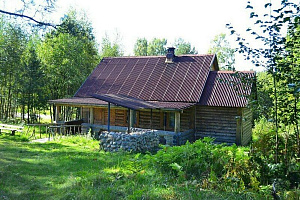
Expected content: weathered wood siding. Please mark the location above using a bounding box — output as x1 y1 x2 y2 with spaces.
93 108 102 124
195 105 238 144
241 107 252 145
92 108 128 127
180 107 194 132
137 110 161 130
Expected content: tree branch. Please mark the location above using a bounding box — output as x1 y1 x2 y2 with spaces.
0 9 57 28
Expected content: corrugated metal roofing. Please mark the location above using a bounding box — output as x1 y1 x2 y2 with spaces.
150 101 195 110
49 97 107 106
92 94 158 110
50 96 195 110
199 71 255 107
75 55 215 102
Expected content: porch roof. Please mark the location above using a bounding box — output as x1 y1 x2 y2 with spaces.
50 95 195 110
49 97 107 107
93 94 195 110
92 93 157 110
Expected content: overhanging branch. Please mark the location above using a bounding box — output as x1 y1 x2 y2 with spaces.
0 9 57 28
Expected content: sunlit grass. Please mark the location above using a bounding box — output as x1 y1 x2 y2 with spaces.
0 134 280 199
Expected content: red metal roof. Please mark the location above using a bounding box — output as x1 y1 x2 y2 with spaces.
49 97 107 106
150 101 195 110
75 55 215 102
52 55 256 109
49 96 195 110
92 94 158 110
199 71 256 107
92 93 196 110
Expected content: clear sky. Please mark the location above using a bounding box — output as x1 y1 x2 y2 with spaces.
54 0 252 52
54 0 275 71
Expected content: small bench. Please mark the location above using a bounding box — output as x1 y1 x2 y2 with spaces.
0 124 24 136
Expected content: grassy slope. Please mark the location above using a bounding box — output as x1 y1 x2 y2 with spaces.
0 134 266 200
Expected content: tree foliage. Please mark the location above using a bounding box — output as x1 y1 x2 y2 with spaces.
133 37 197 56
0 10 100 122
133 38 148 56
207 33 235 70
100 33 123 59
38 10 99 101
147 38 167 56
227 0 300 186
19 34 46 123
173 38 198 55
0 19 26 119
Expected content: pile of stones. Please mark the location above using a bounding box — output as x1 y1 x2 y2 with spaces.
99 129 159 152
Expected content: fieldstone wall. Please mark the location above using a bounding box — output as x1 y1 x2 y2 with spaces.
99 130 159 152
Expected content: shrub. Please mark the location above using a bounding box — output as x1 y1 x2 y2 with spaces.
151 138 259 191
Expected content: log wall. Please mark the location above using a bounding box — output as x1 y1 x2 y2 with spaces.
180 107 194 132
137 110 161 130
92 108 129 127
195 105 238 144
81 105 252 146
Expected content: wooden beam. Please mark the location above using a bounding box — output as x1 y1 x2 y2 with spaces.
175 112 180 133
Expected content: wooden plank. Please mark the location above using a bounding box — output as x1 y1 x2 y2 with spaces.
94 108 102 124
0 128 23 132
0 124 23 129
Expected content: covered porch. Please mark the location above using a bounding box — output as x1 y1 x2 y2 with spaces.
49 94 196 145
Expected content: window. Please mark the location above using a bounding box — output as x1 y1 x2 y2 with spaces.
169 112 175 128
163 112 175 130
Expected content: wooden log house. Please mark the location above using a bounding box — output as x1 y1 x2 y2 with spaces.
50 47 256 145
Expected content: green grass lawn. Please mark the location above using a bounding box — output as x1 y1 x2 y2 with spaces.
0 134 273 200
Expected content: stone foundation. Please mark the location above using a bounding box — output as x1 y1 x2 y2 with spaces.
99 130 159 152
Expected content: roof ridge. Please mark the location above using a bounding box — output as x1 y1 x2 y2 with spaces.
102 54 215 59
211 70 256 73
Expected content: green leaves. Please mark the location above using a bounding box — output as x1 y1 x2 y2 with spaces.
173 38 198 55
133 37 198 56
207 33 235 70
100 33 123 58
147 38 167 56
133 38 148 56
38 10 99 103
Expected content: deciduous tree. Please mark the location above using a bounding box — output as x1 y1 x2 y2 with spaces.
173 38 198 55
207 33 235 70
133 38 148 56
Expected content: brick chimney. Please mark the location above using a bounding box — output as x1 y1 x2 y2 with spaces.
165 47 175 63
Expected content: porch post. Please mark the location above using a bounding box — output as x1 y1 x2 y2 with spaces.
89 107 94 124
127 108 131 133
55 105 61 123
150 109 153 130
174 111 180 133
129 109 134 131
108 103 110 132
